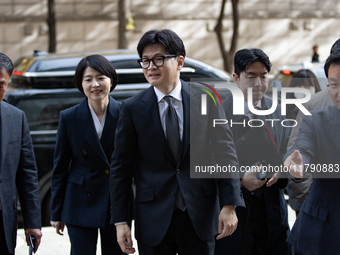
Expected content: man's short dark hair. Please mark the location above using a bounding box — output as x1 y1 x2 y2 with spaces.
74 54 118 94
234 48 272 76
324 50 340 78
137 29 186 58
0 52 14 76
330 38 340 54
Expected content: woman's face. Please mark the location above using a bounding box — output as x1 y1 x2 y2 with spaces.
294 81 316 99
82 67 111 104
301 84 315 94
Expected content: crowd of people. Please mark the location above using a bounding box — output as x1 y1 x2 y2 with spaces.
0 29 339 255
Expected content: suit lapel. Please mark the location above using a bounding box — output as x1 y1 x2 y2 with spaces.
139 87 176 164
75 99 108 164
0 102 11 174
100 97 120 159
324 106 340 155
178 81 191 164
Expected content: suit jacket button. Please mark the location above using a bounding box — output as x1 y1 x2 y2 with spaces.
82 149 87 155
176 169 180 174
105 170 110 174
87 191 91 196
171 192 175 197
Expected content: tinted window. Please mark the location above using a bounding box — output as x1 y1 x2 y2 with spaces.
15 93 85 131
29 58 82 72
10 89 141 131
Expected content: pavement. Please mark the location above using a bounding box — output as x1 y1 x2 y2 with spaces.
15 223 139 255
15 204 296 254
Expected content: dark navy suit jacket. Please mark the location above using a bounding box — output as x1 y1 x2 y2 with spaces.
51 96 122 228
220 95 292 255
0 101 41 253
110 81 245 246
285 105 340 255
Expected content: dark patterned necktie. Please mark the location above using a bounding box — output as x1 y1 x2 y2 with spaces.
163 96 181 161
163 96 185 211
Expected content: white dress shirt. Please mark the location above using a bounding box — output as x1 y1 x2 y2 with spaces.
244 100 262 120
88 103 108 139
153 80 184 141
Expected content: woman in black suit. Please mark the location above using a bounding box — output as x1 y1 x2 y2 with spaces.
50 54 125 254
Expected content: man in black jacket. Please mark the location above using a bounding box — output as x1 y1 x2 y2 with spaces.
110 29 244 255
215 48 292 255
0 53 42 254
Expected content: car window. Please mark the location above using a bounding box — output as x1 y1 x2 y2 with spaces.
10 89 141 131
15 93 84 131
29 58 82 72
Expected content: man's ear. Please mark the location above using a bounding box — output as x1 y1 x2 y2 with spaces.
177 56 185 70
233 73 239 85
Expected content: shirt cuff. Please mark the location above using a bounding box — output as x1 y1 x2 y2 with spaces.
114 222 127 226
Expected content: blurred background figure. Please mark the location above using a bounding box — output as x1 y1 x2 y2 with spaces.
285 69 321 122
311 45 319 62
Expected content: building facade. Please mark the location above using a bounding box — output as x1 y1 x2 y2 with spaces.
1 0 340 73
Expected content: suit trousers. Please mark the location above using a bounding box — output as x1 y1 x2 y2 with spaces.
239 194 268 255
0 211 12 255
66 222 123 255
138 209 214 255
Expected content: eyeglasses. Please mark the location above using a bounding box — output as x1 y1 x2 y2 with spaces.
137 55 177 69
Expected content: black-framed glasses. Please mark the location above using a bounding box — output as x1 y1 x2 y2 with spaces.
137 55 177 69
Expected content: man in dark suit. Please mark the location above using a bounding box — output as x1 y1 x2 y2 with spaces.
110 29 244 255
0 53 42 254
285 50 340 255
215 48 292 255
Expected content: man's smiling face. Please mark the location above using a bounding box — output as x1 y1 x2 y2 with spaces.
142 43 184 93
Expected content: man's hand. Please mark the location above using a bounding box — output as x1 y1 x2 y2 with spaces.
50 221 65 235
25 228 42 253
116 223 135 254
216 205 238 240
284 150 304 179
266 172 281 187
241 168 266 191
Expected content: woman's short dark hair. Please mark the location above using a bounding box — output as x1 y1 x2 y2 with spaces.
74 54 118 94
137 29 186 58
234 48 272 76
289 69 321 92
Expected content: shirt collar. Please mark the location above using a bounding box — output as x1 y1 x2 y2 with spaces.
244 100 262 114
154 80 182 103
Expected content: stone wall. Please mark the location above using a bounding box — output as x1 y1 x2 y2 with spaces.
0 0 339 73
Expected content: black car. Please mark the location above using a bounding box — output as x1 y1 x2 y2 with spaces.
6 50 232 226
10 49 231 89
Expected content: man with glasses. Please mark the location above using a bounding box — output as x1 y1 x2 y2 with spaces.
110 29 244 255
284 50 340 255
